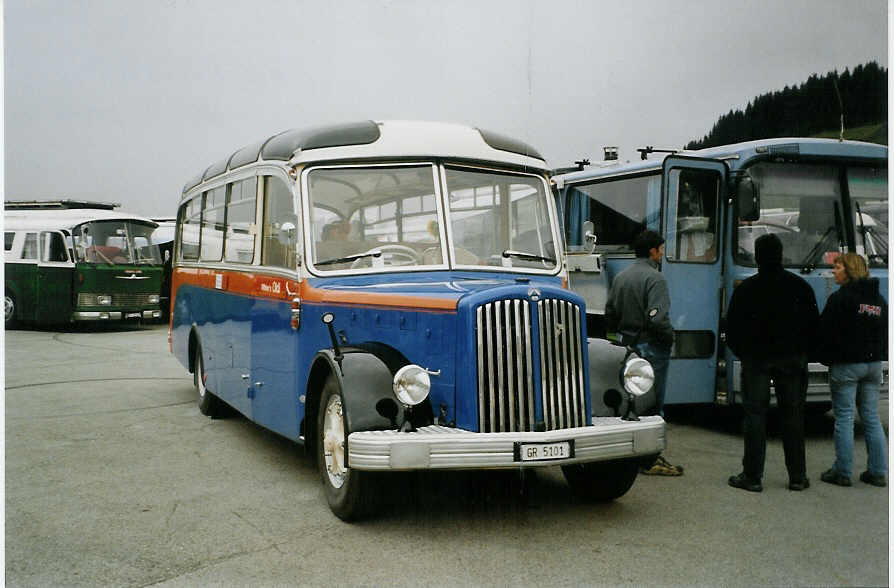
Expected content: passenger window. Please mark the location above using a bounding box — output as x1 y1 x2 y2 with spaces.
665 169 719 263
4 232 13 251
40 232 68 262
225 177 258 263
200 186 226 261
562 175 661 253
261 176 297 269
21 233 38 260
180 197 202 260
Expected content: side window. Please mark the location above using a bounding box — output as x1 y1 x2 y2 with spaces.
200 186 226 261
4 232 14 251
224 177 258 263
179 196 202 260
261 175 297 269
563 174 660 253
40 232 69 262
665 169 719 263
21 233 39 260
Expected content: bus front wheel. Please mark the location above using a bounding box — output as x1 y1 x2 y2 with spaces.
562 458 640 502
194 344 225 418
317 375 377 521
4 293 15 329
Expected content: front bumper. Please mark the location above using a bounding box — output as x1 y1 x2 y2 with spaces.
348 416 666 471
73 310 162 321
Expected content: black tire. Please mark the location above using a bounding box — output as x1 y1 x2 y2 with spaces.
562 458 640 502
317 375 377 521
194 344 225 418
4 292 15 329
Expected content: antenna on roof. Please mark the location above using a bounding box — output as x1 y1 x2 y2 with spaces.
832 77 845 142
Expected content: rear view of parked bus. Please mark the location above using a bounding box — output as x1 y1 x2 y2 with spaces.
4 200 164 328
554 139 888 408
171 120 667 520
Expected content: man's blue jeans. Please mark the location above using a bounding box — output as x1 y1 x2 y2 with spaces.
830 362 888 479
634 341 671 416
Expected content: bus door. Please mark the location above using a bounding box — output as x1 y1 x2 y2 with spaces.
661 157 728 404
37 231 75 324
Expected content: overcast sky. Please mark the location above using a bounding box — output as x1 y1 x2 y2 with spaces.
3 0 888 217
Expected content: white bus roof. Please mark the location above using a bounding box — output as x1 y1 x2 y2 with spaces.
183 120 549 196
4 208 158 232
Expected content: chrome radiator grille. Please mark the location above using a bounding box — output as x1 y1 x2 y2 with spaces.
475 298 585 433
78 293 155 306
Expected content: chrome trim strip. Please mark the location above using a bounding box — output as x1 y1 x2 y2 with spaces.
347 417 666 471
476 307 486 432
524 301 534 427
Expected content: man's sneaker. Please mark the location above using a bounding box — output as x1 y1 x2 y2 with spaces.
728 472 762 492
788 477 810 491
859 471 887 487
820 468 852 487
640 455 683 476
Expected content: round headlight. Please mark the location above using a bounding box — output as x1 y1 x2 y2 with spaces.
392 364 431 406
622 356 654 397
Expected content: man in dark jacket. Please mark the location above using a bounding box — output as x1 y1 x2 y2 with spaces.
725 233 819 492
606 230 682 476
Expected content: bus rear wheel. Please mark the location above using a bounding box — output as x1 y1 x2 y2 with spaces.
562 458 640 502
4 293 15 329
194 344 225 418
317 375 377 521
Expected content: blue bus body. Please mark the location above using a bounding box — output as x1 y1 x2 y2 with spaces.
554 138 888 406
171 120 666 519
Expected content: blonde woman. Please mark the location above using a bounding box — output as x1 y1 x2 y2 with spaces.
819 253 888 487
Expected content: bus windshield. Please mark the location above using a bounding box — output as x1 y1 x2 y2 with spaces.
307 165 557 272
73 220 162 265
736 162 888 268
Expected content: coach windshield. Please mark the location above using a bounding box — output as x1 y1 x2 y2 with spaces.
306 164 558 273
73 220 162 265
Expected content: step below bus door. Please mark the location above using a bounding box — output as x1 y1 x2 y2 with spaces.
661 156 728 404
36 231 75 324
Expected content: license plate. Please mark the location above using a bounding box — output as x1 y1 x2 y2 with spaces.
126 312 141 319
515 440 574 462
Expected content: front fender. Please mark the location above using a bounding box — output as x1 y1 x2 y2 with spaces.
311 349 398 435
587 338 657 417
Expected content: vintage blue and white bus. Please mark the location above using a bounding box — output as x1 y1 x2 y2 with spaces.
5 200 163 328
553 138 888 408
171 120 665 520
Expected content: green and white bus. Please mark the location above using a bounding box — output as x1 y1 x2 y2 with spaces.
4 200 163 328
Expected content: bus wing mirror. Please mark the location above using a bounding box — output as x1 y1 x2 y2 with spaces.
277 214 299 245
736 176 760 222
582 220 597 253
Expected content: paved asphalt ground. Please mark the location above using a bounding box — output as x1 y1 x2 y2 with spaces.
4 322 890 587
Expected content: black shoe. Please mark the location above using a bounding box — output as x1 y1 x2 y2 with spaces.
728 472 762 492
820 468 852 487
859 471 887 487
788 477 810 491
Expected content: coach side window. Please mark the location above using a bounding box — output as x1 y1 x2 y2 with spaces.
261 175 297 269
180 197 202 260
4 232 13 251
200 185 226 261
224 177 258 263
40 232 69 263
21 233 39 260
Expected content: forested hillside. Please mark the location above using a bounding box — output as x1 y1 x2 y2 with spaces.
686 61 887 149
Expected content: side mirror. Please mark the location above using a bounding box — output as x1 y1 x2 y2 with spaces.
582 220 597 253
277 214 298 245
736 175 760 222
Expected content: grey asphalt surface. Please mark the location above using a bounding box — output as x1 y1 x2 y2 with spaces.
4 323 890 587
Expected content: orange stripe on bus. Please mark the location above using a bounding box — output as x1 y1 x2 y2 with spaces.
172 267 458 311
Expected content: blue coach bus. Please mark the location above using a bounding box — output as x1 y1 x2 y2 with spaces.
553 138 888 408
171 120 665 520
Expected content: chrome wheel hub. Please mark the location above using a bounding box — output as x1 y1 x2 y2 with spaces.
4 296 12 321
322 394 347 488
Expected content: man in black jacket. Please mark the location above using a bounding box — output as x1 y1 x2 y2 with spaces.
725 233 819 492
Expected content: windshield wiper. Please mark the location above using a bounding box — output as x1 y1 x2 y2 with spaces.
800 226 836 274
316 250 382 267
502 249 556 264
